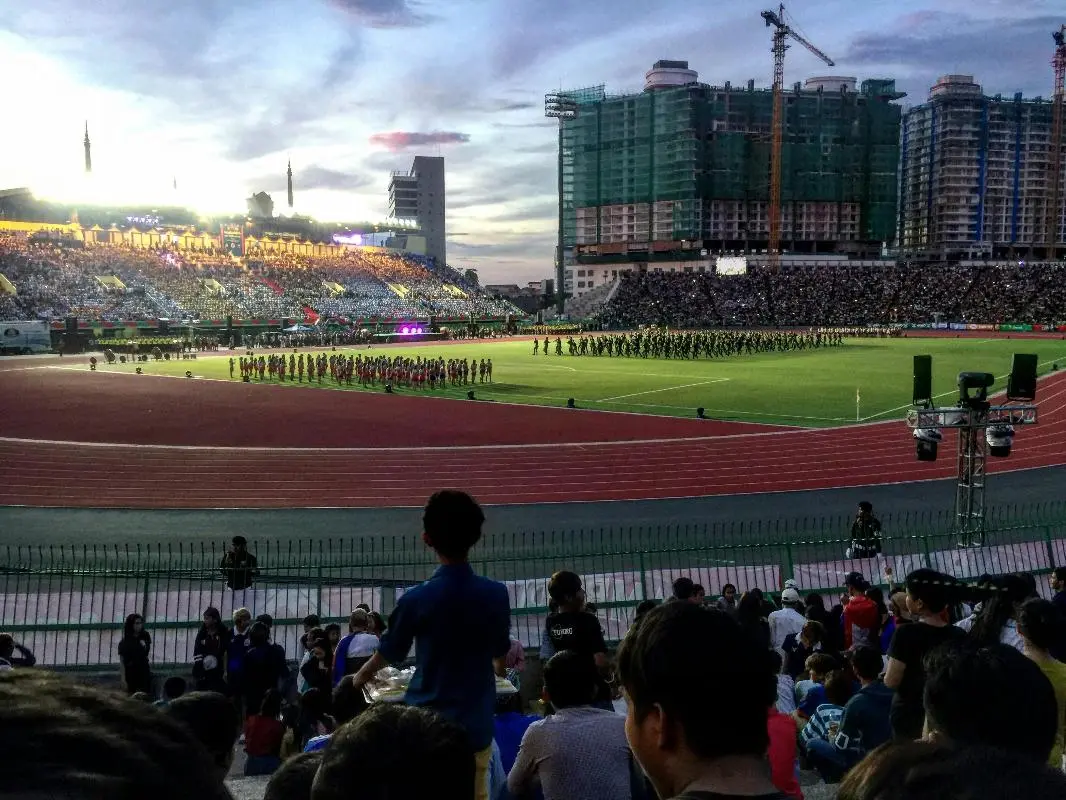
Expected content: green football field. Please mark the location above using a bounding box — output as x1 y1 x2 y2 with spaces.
133 337 1066 427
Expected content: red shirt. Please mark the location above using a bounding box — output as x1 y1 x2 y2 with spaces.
244 715 284 758
767 709 804 799
843 594 880 649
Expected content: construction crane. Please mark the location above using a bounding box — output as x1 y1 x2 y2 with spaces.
1047 25 1065 257
761 5 834 271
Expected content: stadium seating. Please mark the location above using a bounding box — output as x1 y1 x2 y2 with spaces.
0 234 518 323
599 263 1066 328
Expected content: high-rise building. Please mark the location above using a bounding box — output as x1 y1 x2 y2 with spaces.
387 156 446 266
83 121 92 174
899 74 1065 260
552 62 904 296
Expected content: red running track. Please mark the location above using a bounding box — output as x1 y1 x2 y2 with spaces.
0 363 1064 508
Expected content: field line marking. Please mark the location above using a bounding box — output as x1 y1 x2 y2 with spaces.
596 379 729 403
859 355 1066 422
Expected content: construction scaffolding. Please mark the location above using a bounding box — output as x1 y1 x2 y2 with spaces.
558 72 904 258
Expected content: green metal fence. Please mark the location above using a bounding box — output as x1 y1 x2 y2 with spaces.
3 502 1066 670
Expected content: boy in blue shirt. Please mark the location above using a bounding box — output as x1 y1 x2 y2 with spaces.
352 490 511 800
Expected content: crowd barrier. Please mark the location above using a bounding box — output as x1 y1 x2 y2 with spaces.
2 503 1065 669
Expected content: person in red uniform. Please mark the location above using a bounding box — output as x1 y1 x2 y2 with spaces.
842 572 880 650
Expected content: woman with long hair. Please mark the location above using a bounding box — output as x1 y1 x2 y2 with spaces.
192 606 229 693
118 613 152 695
957 574 1030 650
737 589 772 651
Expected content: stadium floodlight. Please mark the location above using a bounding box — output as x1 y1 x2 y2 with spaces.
957 372 994 409
135 367 142 375
467 390 475 401
696 407 706 419
913 427 942 461
986 424 1015 457
567 398 576 409
384 384 393 394
185 371 193 378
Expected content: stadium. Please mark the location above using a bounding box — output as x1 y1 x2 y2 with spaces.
3 12 1066 798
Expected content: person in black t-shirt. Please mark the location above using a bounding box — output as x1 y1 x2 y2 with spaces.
544 571 613 708
617 603 787 800
883 568 965 740
220 536 259 591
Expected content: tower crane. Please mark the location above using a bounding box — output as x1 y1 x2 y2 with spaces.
761 5 835 271
1046 25 1065 257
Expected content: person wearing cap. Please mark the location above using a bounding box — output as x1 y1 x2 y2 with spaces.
221 536 259 591
842 573 880 650
768 586 807 650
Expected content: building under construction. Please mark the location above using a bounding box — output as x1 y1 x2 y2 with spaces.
898 74 1066 261
548 61 904 296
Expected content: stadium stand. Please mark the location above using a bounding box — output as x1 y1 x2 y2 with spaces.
0 234 518 323
598 263 1066 328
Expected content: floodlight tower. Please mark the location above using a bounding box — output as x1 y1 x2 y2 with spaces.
545 92 579 315
907 355 1040 546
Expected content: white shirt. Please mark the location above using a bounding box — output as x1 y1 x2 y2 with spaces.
954 616 1024 651
769 606 807 650
344 631 379 658
776 674 797 714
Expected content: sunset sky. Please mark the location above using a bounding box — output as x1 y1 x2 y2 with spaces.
0 0 1058 282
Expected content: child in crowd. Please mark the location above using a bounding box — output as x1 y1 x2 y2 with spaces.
244 689 284 776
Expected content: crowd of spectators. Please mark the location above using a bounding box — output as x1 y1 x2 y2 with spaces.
5 495 1066 800
0 234 516 324
600 262 1066 329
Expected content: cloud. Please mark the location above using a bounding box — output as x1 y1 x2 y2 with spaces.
846 13 1060 98
327 0 434 28
368 131 471 151
300 165 372 191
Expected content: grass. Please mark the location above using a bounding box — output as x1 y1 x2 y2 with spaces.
130 337 1066 427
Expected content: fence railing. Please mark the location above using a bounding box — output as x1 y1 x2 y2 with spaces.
3 502 1066 670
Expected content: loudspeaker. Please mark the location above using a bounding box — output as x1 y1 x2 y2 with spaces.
1007 353 1037 401
913 355 932 406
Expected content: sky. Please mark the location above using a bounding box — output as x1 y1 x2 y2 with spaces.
0 0 1060 284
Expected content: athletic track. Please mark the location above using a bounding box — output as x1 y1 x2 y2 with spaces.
1 350 1064 509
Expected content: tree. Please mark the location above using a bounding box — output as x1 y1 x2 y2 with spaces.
463 268 480 287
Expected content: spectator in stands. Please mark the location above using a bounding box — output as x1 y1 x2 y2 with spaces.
155 675 187 707
884 568 964 740
737 589 772 651
799 669 853 752
865 587 894 654
305 674 367 753
0 670 232 800
243 620 289 716
923 640 1058 763
300 636 334 697
192 606 229 693
163 691 241 784
956 573 1029 649
838 740 1066 800
794 653 838 724
716 583 738 616
1018 598 1066 767
284 687 336 755
265 751 323 800
0 632 35 670
842 573 879 650
244 688 285 776
504 634 526 689
311 703 475 800
672 576 701 603
221 535 259 590
332 608 379 685
117 612 152 695
1051 567 1066 614
351 490 511 800
543 570 614 709
493 691 540 774
807 646 892 782
769 650 796 715
782 620 825 679
769 587 807 650
228 607 254 705
618 602 785 800
509 649 639 800
765 701 803 800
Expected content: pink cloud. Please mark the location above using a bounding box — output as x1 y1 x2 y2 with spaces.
368 131 471 151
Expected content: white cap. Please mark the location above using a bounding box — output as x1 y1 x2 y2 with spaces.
781 588 802 603
783 579 800 590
